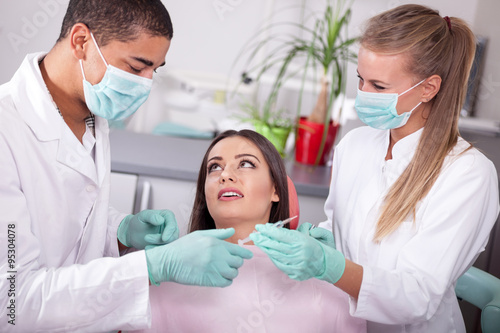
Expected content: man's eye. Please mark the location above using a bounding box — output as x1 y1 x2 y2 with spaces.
129 66 141 73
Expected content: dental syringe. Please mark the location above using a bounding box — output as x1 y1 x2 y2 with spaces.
238 215 298 246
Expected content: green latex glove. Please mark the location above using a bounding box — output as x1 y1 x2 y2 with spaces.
118 209 179 249
251 224 345 284
145 228 254 287
297 223 336 249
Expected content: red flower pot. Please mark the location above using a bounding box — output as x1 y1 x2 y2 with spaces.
295 117 339 165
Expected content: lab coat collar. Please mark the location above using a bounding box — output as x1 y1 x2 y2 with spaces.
389 128 424 161
11 52 64 142
382 128 424 188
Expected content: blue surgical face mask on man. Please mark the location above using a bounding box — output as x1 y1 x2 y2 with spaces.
79 32 153 121
354 79 425 130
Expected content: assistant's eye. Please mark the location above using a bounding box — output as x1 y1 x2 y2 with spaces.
357 74 364 89
239 159 256 168
208 163 222 173
373 83 386 91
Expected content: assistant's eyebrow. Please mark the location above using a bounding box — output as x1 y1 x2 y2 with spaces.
356 70 389 86
235 153 260 163
131 56 166 68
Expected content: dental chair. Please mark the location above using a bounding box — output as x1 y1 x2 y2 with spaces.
455 266 500 333
287 176 300 230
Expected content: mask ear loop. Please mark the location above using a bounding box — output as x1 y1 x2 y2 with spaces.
89 32 109 67
80 32 108 82
407 101 422 113
398 79 426 97
397 79 425 119
79 60 87 81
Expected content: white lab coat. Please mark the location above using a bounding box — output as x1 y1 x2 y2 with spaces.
320 126 499 333
0 53 151 332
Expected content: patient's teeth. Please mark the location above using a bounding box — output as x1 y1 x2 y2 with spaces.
222 191 242 197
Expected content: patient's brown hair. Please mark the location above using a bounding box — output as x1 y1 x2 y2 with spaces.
189 130 289 232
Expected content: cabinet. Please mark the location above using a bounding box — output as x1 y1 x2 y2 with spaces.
109 172 138 215
109 172 198 236
298 194 327 224
138 175 197 236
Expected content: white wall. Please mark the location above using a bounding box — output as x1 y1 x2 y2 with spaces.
0 0 69 83
345 0 478 101
471 0 500 120
1 0 498 121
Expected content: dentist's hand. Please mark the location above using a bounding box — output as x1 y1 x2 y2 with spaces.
297 223 336 249
145 228 253 287
118 209 179 249
251 224 345 284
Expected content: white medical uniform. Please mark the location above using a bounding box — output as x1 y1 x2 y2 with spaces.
0 53 151 332
320 126 499 333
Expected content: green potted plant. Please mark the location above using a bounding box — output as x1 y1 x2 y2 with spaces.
236 97 294 157
234 0 357 165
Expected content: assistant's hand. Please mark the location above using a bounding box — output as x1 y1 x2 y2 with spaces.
251 224 345 284
117 209 179 249
145 228 253 287
297 223 336 249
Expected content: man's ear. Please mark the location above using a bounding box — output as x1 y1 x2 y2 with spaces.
421 74 442 102
69 23 91 61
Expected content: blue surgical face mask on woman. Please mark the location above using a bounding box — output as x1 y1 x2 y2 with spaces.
79 32 153 121
354 79 425 130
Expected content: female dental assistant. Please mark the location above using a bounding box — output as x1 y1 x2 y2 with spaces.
251 4 500 333
0 1 252 332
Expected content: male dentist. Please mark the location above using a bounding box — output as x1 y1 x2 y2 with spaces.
0 0 252 331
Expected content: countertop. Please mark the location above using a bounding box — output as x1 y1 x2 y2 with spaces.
109 127 499 199
109 129 332 197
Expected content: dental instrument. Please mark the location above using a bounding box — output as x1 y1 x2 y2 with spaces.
238 215 298 245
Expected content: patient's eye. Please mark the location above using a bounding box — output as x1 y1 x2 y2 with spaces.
239 159 255 168
208 163 222 173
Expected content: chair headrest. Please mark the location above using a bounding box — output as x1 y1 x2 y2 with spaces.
287 176 299 230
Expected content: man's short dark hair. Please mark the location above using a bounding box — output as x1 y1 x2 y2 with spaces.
57 0 173 45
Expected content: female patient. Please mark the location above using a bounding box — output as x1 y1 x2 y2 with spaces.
130 130 366 332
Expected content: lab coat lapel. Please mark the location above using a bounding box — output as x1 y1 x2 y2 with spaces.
55 129 98 184
12 53 99 184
